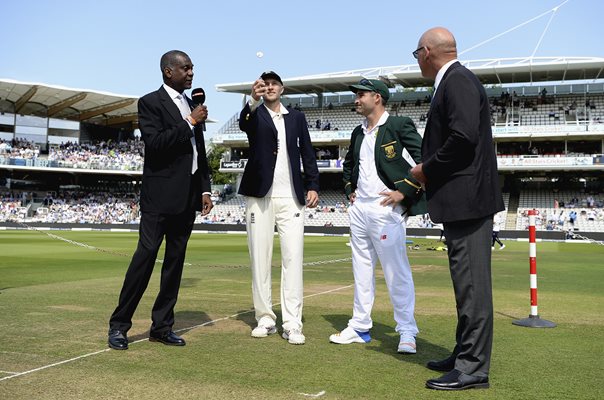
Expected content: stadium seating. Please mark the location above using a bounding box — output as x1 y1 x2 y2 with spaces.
515 190 604 232
1 89 603 234
214 92 604 139
2 187 603 233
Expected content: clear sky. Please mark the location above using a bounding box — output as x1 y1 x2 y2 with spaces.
1 0 602 137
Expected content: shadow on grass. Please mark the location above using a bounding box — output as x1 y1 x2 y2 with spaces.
233 309 257 329
322 314 451 367
124 309 236 341
173 310 214 334
496 310 522 320
179 277 202 288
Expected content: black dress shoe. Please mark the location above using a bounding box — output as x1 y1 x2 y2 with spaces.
108 329 128 350
149 331 186 346
426 369 489 391
426 355 456 372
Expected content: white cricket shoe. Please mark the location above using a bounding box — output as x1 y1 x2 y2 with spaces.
329 326 371 344
397 335 417 354
251 324 277 338
282 328 305 345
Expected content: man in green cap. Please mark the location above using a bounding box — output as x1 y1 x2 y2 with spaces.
329 78 426 354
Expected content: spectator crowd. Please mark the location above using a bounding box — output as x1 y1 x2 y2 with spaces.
0 138 40 159
49 139 144 171
0 138 144 171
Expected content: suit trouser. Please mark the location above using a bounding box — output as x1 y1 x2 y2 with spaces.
444 216 493 377
109 210 195 335
347 198 418 337
246 196 305 330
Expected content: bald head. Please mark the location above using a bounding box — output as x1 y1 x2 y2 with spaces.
420 27 457 59
416 27 458 79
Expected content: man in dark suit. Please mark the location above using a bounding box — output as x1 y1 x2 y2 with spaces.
238 71 319 345
410 28 504 390
108 50 213 350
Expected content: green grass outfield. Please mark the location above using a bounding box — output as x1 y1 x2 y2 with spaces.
0 229 602 399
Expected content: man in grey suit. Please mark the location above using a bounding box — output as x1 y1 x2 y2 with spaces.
410 27 504 390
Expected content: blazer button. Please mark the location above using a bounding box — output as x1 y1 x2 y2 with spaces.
273 151 277 155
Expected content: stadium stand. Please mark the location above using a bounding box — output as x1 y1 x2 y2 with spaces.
1 59 603 238
216 91 604 140
48 139 144 171
0 139 144 171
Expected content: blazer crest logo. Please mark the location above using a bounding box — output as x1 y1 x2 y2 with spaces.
384 144 396 159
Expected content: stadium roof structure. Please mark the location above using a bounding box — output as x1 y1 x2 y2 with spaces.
216 57 604 96
0 78 139 127
0 78 220 128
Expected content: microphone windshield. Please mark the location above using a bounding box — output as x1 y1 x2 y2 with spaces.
191 88 206 106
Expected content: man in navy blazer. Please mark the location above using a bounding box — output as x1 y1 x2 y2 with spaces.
238 71 319 345
411 28 504 390
108 50 213 350
238 73 319 206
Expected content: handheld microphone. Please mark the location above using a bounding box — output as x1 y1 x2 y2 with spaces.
191 88 206 106
191 88 206 131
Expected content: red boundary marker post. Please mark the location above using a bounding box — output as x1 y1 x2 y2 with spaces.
513 209 556 328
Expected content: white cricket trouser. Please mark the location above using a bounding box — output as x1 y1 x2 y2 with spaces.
246 196 305 331
347 197 418 337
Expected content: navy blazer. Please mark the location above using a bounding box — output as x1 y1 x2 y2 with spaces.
138 86 211 214
237 102 319 205
422 62 504 223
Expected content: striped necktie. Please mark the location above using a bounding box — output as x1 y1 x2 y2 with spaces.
176 94 198 174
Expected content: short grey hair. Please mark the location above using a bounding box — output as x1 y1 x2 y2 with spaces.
160 50 189 72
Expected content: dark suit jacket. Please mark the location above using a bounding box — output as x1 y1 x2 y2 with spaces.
237 102 319 205
422 62 504 222
343 115 426 216
138 86 211 215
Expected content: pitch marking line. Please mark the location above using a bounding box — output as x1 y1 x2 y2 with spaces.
0 284 353 382
299 390 326 397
